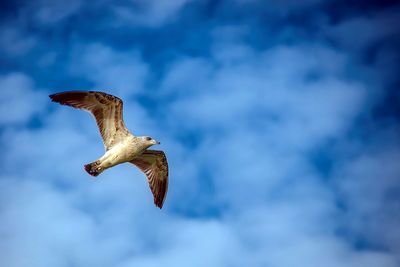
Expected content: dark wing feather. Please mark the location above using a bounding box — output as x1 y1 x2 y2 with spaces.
130 150 169 209
49 91 130 150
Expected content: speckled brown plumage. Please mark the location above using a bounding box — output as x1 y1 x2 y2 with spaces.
130 150 168 208
49 91 169 209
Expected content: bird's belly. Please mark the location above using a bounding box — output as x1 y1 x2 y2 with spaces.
101 144 141 168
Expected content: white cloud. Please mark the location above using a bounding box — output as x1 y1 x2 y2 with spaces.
69 43 149 98
0 178 135 267
165 44 365 151
0 73 47 126
333 140 400 256
0 28 37 56
113 0 193 27
32 0 83 24
325 9 400 52
233 0 326 17
117 219 242 267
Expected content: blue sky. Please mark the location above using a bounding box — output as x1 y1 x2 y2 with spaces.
1 0 400 266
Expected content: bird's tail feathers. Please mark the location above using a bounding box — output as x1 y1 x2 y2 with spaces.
84 160 102 177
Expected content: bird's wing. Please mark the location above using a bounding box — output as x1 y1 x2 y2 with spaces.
49 91 130 150
130 150 169 209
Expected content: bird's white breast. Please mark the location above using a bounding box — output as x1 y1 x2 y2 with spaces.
100 137 143 167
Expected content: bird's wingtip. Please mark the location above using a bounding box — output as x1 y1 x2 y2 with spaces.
155 200 163 209
49 93 57 101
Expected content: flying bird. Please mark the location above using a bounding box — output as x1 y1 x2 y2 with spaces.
49 91 168 209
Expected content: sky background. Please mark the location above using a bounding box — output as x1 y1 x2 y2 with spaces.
1 0 400 266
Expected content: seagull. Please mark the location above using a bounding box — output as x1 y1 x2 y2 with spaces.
49 91 168 209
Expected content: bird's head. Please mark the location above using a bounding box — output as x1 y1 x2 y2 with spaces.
141 136 160 147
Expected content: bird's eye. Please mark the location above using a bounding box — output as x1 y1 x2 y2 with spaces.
146 137 151 141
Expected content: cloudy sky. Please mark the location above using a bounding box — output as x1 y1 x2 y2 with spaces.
1 0 400 266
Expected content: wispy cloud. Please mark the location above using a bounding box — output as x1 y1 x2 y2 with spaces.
0 73 47 125
69 43 149 97
113 0 193 27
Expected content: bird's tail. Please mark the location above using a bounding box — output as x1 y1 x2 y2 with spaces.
84 160 102 177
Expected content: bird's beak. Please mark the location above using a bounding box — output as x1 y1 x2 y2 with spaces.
157 141 161 145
